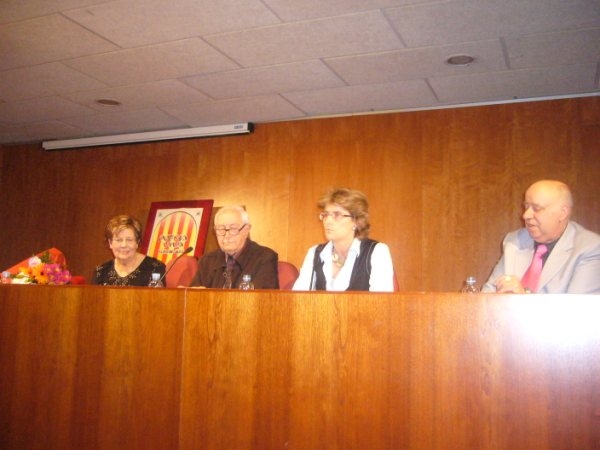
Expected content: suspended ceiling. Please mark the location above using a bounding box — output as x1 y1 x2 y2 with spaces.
1 0 599 146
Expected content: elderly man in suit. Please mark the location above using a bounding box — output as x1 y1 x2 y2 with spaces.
189 205 279 289
483 179 600 294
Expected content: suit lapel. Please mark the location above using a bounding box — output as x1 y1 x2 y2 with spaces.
538 223 575 291
510 230 534 276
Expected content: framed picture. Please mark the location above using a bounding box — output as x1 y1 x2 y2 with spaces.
140 200 214 264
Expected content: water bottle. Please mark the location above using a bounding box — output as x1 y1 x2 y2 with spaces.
461 276 479 293
148 272 164 287
1 271 12 284
239 274 254 290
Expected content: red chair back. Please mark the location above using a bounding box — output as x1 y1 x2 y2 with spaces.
70 275 87 285
165 255 198 287
278 261 299 290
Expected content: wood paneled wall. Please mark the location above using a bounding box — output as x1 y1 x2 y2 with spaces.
1 97 599 291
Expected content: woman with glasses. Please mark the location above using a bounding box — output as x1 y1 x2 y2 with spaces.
91 214 165 286
189 205 279 289
293 188 395 291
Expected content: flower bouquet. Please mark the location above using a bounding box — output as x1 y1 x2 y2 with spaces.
11 251 72 285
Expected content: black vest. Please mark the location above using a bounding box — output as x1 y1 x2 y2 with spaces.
311 239 378 291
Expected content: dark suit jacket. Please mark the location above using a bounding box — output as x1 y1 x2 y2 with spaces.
483 221 600 294
190 239 279 289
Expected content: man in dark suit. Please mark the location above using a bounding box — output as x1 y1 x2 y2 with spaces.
189 205 279 289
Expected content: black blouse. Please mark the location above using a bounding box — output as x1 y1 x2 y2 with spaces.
91 256 166 286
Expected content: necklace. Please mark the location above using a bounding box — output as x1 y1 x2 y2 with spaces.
116 254 141 276
116 263 136 276
332 248 345 268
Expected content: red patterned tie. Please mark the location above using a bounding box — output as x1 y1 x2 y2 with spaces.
521 244 548 293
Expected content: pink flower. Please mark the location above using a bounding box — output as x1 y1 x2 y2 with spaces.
28 256 42 267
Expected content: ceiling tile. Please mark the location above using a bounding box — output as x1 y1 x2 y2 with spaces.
0 63 107 102
0 14 118 71
0 97 96 124
262 0 431 21
163 95 306 126
385 0 600 47
0 123 30 144
326 39 507 85
64 39 239 86
0 0 598 146
24 121 91 143
62 80 210 111
61 108 187 135
430 64 599 103
183 60 345 99
0 0 114 23
283 80 438 115
506 28 600 69
64 0 280 48
205 11 403 67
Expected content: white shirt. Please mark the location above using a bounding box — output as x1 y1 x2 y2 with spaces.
293 238 395 292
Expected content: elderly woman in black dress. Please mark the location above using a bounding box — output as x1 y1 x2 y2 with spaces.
91 214 165 286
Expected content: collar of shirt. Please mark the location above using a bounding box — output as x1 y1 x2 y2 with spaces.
222 240 250 266
319 238 361 291
319 238 361 261
534 239 557 265
534 223 569 261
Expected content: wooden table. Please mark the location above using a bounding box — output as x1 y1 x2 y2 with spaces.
1 286 599 449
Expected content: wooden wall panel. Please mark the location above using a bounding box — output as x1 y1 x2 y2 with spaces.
575 119 600 230
0 97 599 291
0 286 184 450
421 105 515 291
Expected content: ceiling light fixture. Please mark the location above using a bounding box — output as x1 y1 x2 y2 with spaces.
42 123 253 150
446 54 475 66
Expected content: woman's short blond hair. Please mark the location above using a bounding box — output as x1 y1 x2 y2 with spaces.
318 187 370 238
104 215 143 243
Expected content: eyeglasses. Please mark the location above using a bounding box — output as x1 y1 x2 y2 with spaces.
319 211 353 221
112 237 137 244
214 223 247 236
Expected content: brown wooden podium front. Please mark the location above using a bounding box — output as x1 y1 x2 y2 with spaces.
1 286 599 449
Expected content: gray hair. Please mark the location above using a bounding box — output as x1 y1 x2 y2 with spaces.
214 205 250 224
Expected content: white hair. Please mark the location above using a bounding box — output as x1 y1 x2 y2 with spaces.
214 205 250 224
